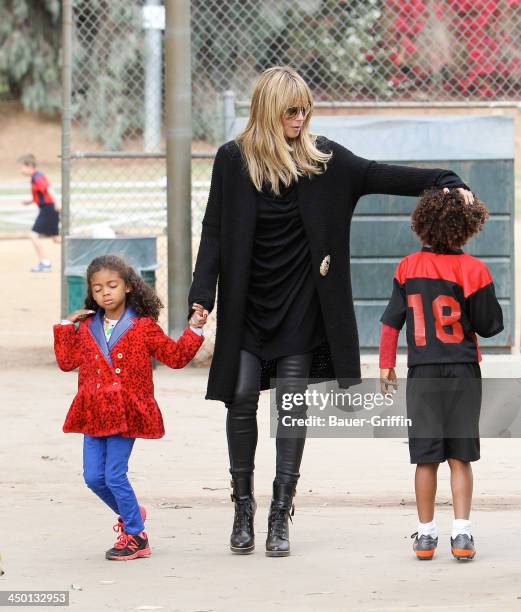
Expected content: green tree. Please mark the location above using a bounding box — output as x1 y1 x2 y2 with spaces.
73 0 145 149
0 0 61 113
190 0 390 141
0 0 145 149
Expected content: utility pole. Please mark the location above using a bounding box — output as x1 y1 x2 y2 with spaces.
165 0 192 336
61 0 73 318
143 0 163 152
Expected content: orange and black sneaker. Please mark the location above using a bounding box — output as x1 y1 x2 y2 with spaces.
106 531 151 561
107 506 148 560
451 534 476 561
411 532 438 560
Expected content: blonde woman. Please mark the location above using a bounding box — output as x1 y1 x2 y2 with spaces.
188 66 473 557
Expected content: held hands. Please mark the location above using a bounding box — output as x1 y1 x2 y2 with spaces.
66 309 95 323
443 187 474 206
189 303 208 328
380 367 398 395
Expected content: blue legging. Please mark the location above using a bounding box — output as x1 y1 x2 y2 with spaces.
83 434 144 535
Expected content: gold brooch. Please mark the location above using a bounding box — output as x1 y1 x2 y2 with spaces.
320 255 330 276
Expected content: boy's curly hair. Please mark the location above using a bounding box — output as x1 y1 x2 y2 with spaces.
411 188 489 253
84 254 163 320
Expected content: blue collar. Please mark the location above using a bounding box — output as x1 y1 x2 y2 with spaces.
88 306 137 366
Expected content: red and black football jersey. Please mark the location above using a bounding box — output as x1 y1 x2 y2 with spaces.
381 246 504 366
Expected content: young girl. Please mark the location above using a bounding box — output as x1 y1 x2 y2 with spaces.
54 254 207 561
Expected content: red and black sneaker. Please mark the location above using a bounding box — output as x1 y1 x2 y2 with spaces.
107 506 148 560
106 531 151 561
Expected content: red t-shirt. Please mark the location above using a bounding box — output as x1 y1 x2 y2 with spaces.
31 171 55 207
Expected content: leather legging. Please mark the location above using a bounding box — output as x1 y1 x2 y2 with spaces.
225 349 313 488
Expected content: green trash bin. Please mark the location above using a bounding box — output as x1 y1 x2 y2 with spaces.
67 275 87 313
64 236 158 314
140 269 156 292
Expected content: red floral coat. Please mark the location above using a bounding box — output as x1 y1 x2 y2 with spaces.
53 307 204 439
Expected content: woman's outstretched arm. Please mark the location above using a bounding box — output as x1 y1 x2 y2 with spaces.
359 158 472 201
187 145 225 321
360 161 474 210
321 139 474 210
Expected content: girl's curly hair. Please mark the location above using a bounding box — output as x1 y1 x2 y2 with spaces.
84 254 163 320
411 188 489 253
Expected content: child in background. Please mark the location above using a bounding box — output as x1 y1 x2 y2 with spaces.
379 188 503 561
54 254 207 561
18 153 60 272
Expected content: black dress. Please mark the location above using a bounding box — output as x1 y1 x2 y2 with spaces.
241 181 326 361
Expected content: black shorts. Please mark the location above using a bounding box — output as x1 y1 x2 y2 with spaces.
406 362 481 464
32 205 60 236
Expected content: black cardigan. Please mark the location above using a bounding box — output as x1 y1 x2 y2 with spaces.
188 137 469 403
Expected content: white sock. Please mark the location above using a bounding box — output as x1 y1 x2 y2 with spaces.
452 518 471 539
41 259 51 265
417 520 438 538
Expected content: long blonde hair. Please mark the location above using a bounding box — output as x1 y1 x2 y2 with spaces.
236 66 332 195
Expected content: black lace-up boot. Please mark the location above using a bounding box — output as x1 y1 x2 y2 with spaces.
265 482 296 557
229 474 256 554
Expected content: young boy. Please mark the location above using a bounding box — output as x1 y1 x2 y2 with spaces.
379 187 503 561
18 154 60 272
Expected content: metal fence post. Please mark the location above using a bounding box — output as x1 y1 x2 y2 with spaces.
165 0 192 337
223 90 236 143
144 0 163 152
61 0 73 318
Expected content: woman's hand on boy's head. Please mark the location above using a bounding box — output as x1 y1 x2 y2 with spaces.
380 368 398 395
66 309 95 323
443 187 474 206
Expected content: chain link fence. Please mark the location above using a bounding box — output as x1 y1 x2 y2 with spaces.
66 0 521 348
71 0 521 146
193 0 521 141
69 0 167 325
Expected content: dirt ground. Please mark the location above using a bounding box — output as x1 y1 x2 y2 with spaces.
1 238 521 612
